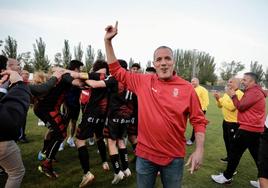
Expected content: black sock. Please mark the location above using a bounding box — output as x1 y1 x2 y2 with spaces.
110 154 121 174
97 139 107 162
42 139 50 153
132 143 137 152
45 139 61 160
78 145 90 174
119 148 128 171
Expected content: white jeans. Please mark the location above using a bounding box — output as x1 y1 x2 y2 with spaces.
0 140 25 188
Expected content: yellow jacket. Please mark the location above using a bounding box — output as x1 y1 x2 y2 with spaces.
195 85 209 111
216 89 244 122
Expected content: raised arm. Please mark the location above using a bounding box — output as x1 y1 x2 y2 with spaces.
104 21 118 64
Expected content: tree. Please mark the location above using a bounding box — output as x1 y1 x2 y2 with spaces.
220 61 245 81
0 40 3 47
174 49 217 84
197 52 217 85
18 52 34 72
2 36 17 58
54 52 63 67
264 68 268 89
62 40 72 68
250 61 264 83
74 42 83 61
146 60 152 68
96 49 105 60
84 45 95 72
32 37 50 72
129 58 134 68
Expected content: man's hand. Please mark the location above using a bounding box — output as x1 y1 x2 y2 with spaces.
185 132 205 174
1 70 23 85
226 87 236 98
213 91 221 101
185 148 204 174
104 21 118 41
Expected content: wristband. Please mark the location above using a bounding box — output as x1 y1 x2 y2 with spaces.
80 73 89 80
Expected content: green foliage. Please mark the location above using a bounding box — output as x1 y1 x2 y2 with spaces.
32 37 50 72
54 52 63 67
2 36 17 58
62 40 72 68
220 61 245 81
250 61 264 83
129 58 134 68
264 68 268 89
18 52 34 73
85 45 95 72
146 60 152 68
174 49 217 84
96 49 105 60
74 42 83 62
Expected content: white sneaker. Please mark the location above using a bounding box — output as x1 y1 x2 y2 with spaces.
102 162 110 171
88 137 95 146
79 171 95 188
250 180 260 188
123 168 131 177
67 137 75 147
211 173 232 184
186 140 194 146
58 142 64 151
111 170 124 184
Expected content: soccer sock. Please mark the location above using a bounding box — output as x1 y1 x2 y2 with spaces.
132 143 137 152
110 154 121 174
46 140 61 160
97 139 107 162
78 145 90 174
119 148 129 171
42 139 50 153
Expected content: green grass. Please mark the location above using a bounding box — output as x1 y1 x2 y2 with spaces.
1 93 266 188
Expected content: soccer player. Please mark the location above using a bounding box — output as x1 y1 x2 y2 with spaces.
75 60 110 188
86 59 132 185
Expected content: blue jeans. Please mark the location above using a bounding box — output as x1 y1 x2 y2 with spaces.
136 157 184 188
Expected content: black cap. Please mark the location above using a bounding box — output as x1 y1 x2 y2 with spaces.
68 60 84 70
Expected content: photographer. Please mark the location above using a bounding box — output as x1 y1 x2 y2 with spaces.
0 70 31 188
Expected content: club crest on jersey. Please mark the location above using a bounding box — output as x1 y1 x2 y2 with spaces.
173 88 179 97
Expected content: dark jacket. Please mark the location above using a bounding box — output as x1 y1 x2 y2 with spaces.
0 82 30 141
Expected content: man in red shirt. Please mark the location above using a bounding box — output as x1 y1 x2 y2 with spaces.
211 72 267 185
104 22 208 188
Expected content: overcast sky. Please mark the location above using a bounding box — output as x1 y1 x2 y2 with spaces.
0 0 267 74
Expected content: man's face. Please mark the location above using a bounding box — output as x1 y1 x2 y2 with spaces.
21 71 30 81
227 79 237 90
130 67 139 73
191 79 199 88
7 59 21 73
153 48 174 80
241 75 254 90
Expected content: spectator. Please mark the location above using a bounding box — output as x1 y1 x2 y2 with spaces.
213 78 243 163
211 72 267 184
187 77 209 146
0 70 31 188
145 67 156 74
104 21 208 188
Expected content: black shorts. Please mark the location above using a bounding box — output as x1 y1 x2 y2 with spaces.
104 117 130 140
65 106 80 121
127 117 138 136
258 128 268 178
76 114 105 140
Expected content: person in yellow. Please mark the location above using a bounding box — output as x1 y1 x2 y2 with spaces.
213 78 243 163
187 77 209 145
